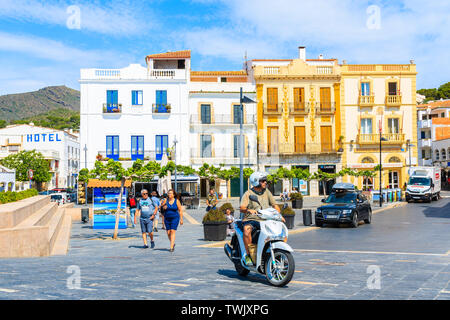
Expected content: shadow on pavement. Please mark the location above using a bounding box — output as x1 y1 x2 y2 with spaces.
217 269 270 286
423 201 450 219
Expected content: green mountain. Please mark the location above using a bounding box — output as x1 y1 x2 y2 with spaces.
0 85 80 122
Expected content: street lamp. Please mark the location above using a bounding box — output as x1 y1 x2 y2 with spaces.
239 87 256 200
173 136 178 193
406 140 415 168
379 134 388 207
83 144 88 169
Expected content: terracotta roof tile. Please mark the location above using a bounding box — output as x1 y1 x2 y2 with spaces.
418 99 450 109
146 50 190 60
191 70 247 76
87 179 132 188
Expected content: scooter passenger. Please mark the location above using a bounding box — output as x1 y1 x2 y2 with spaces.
239 172 284 266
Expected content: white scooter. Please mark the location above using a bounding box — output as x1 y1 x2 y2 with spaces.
224 195 295 287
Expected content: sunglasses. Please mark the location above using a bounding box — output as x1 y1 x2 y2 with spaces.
260 180 267 183
142 193 148 195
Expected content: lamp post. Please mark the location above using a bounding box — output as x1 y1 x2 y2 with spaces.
173 136 178 193
379 133 388 207
239 87 256 200
406 140 415 168
83 144 87 169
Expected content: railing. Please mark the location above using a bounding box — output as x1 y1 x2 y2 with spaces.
95 69 121 78
81 68 186 80
189 114 256 125
97 150 157 161
259 141 338 154
316 66 333 75
357 133 405 144
419 119 432 129
264 67 280 75
263 103 282 115
359 95 375 106
315 102 336 115
189 148 256 164
103 103 122 114
152 103 172 114
385 95 402 106
289 102 310 115
420 139 432 148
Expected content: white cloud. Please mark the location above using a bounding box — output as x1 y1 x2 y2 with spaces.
178 0 450 88
0 0 153 36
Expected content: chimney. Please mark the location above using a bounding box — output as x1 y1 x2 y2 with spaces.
298 46 306 60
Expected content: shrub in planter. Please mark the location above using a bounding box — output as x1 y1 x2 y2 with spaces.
202 209 228 241
219 203 234 215
281 207 296 229
290 192 303 209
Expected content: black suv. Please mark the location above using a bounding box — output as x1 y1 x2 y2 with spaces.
315 183 372 228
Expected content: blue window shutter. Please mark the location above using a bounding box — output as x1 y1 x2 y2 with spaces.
162 90 167 105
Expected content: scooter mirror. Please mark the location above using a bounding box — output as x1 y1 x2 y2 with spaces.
249 195 261 205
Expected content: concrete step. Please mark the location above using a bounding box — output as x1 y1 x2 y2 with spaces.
50 214 72 256
14 202 58 229
0 195 50 229
48 207 65 252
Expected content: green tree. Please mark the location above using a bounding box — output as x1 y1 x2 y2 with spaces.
0 119 7 128
0 150 52 190
437 82 450 100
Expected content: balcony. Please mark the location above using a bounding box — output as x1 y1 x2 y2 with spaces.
97 151 158 167
258 142 340 155
289 102 310 115
190 148 256 165
359 95 375 106
263 103 282 115
356 133 405 145
422 158 433 166
315 102 336 115
418 119 432 129
385 95 402 106
103 103 122 114
190 114 256 125
420 138 432 148
152 103 172 114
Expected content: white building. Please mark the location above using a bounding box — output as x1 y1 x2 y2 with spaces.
0 165 15 192
0 124 80 189
417 100 450 166
189 71 257 197
79 50 191 172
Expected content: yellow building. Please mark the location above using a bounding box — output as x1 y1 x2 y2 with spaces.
340 62 418 190
246 47 344 196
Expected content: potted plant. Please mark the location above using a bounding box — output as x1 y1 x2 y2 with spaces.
281 206 296 229
202 209 228 241
96 153 103 161
290 192 303 209
219 203 234 215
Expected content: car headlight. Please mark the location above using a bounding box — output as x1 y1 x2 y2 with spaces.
342 209 352 216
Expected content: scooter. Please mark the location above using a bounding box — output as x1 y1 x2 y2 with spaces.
224 195 295 287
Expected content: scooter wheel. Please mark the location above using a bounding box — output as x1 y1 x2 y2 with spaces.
264 249 295 287
234 261 250 276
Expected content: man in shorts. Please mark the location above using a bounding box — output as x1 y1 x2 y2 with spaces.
136 189 158 249
239 172 283 265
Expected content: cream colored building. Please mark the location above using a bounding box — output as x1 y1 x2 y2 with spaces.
340 62 418 190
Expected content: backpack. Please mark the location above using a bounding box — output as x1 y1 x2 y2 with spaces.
129 197 136 207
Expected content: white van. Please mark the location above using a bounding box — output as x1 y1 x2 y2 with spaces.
50 193 68 205
406 167 441 203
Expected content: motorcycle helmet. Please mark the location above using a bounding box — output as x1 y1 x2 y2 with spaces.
249 171 268 188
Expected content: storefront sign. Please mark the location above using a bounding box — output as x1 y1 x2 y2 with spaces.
93 187 127 229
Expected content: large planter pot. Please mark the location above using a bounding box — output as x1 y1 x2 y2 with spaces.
291 199 303 209
203 221 228 241
282 214 295 229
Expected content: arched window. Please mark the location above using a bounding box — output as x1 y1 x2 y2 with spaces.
435 149 440 160
442 149 447 160
361 157 374 163
389 156 401 163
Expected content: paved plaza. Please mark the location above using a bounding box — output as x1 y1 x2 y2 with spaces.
0 195 449 300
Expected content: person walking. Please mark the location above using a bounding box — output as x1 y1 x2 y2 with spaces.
162 189 183 252
127 193 137 228
136 189 158 249
206 188 218 212
160 193 168 230
151 191 161 232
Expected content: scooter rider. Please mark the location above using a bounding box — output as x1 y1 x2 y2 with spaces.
239 171 284 265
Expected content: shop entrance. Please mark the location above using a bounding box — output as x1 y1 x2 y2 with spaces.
291 165 309 195
318 165 336 195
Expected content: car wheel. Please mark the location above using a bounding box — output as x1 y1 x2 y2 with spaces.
316 221 323 227
351 212 358 228
364 209 372 224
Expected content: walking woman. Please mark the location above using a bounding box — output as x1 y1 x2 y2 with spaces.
162 189 183 252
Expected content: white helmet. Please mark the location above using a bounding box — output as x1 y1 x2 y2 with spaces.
249 171 268 187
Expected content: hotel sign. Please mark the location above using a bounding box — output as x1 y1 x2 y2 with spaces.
25 133 62 143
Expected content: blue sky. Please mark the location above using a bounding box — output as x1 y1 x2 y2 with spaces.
0 0 449 94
